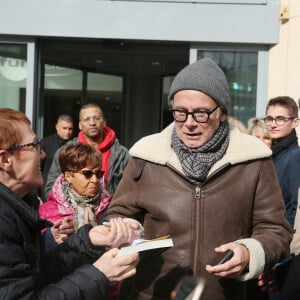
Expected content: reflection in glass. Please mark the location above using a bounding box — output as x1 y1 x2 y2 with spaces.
197 50 258 126
42 64 83 137
87 72 123 140
0 44 27 111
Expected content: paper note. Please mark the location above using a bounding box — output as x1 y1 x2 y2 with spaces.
117 238 174 257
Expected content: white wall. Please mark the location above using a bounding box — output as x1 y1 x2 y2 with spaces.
0 0 280 44
268 0 300 102
268 0 300 139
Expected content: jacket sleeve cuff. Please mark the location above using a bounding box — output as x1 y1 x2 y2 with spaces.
235 238 265 281
42 227 58 253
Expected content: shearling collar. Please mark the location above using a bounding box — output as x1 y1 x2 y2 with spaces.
129 122 272 176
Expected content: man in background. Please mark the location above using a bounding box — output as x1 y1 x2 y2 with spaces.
264 96 300 228
44 103 130 200
259 96 300 300
40 114 74 201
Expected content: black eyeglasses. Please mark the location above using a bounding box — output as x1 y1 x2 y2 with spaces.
8 138 41 153
263 116 297 126
170 105 219 123
76 169 104 179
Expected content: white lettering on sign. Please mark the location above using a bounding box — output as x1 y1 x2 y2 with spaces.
0 57 27 81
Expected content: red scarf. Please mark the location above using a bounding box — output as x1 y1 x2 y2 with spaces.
78 126 115 184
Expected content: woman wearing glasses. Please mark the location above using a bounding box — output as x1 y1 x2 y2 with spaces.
39 143 112 246
40 143 126 300
0 108 140 300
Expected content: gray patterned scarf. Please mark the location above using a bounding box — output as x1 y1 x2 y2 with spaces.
61 178 100 230
172 120 229 184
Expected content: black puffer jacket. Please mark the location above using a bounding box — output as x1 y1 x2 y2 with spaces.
0 182 109 300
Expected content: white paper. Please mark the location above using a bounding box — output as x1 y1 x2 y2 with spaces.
117 238 174 257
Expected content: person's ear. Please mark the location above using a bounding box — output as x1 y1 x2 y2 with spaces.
220 113 227 122
0 150 12 171
64 171 73 184
293 118 299 128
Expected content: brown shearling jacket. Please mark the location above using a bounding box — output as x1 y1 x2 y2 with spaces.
107 123 292 300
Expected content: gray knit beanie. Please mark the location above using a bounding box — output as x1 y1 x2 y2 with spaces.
168 58 230 113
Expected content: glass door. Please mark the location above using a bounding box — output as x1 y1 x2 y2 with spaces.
0 43 27 111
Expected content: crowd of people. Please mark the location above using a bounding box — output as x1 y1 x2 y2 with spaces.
43 103 130 200
0 108 140 299
0 57 300 300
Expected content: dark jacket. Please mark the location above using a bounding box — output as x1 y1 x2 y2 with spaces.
0 181 109 300
272 130 300 227
106 123 292 300
44 134 130 199
277 254 300 300
41 133 70 184
40 133 71 201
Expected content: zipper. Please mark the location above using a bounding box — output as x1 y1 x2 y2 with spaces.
195 186 201 200
193 185 201 271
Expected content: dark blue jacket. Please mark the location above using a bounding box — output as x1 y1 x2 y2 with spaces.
272 138 300 227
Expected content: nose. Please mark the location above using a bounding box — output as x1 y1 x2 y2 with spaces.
89 173 99 182
184 113 197 126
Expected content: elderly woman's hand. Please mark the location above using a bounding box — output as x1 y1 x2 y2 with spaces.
51 217 75 244
89 217 142 248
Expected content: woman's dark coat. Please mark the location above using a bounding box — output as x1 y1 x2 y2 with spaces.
0 182 109 300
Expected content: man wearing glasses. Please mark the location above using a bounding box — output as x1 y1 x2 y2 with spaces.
257 97 300 300
44 103 130 200
263 96 300 228
106 58 291 300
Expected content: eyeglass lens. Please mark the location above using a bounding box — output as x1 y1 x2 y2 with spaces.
264 116 294 125
79 170 104 179
172 105 218 123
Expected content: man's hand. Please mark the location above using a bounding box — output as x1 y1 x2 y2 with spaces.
205 242 250 277
93 248 139 282
51 217 75 244
89 217 142 248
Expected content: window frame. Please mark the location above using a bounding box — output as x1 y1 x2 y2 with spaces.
190 44 269 119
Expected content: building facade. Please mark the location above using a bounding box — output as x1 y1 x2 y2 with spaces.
0 0 296 148
269 0 300 102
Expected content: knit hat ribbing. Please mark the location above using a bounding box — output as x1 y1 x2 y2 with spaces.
168 58 230 113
